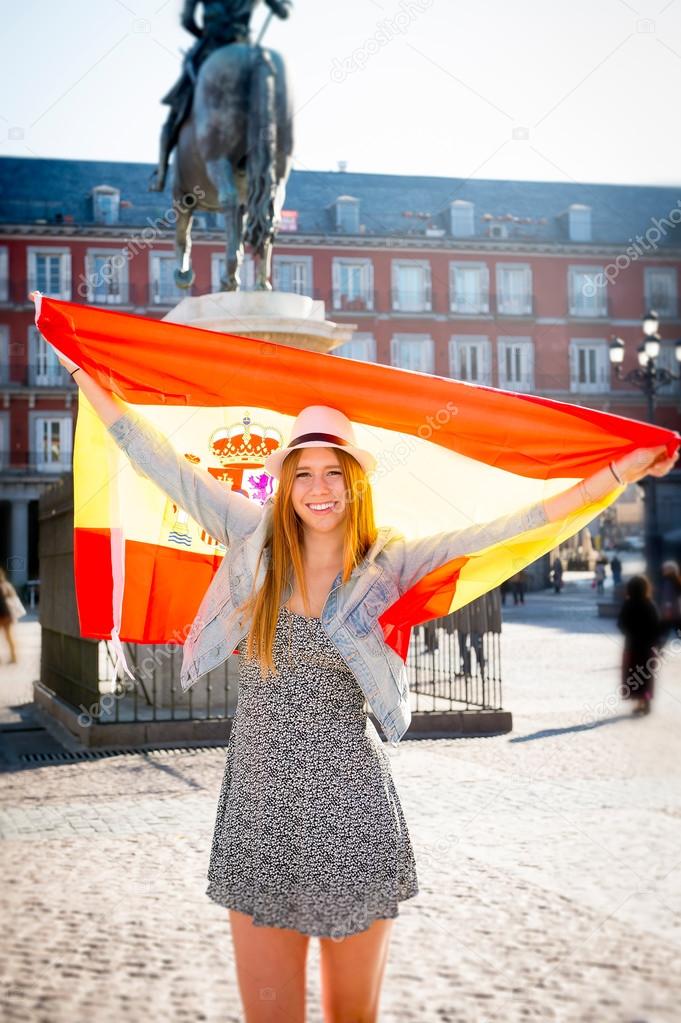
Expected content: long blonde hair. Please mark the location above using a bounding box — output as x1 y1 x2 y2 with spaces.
237 445 378 678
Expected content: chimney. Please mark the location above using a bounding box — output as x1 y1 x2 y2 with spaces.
337 160 347 173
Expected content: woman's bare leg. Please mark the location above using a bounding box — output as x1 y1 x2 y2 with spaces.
319 917 395 1023
1 622 17 663
228 908 311 1023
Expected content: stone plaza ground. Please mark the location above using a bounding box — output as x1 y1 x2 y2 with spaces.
1 567 680 1023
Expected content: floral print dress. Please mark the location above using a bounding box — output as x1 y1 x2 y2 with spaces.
205 604 419 938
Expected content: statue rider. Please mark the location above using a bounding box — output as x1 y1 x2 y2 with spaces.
149 0 291 192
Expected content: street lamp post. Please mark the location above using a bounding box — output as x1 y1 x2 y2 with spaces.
609 310 681 592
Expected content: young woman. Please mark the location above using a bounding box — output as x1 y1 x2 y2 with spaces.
55 348 677 1023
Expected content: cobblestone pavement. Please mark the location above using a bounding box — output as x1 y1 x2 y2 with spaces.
1 573 680 1023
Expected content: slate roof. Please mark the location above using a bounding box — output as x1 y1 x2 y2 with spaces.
1 155 680 248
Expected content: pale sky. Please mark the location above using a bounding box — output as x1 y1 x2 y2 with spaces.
2 0 681 186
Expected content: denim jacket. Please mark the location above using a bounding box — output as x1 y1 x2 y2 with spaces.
107 410 549 744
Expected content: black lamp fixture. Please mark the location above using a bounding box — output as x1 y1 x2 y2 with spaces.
608 310 681 592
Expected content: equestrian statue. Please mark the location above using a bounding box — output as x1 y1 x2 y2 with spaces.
150 0 294 292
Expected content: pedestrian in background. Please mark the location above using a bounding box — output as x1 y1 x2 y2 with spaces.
551 555 563 593
659 560 681 644
594 558 607 594
610 553 622 586
0 567 24 664
510 568 526 605
616 575 664 715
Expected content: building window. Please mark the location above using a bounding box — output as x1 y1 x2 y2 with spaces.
644 266 677 318
272 256 313 296
449 336 492 385
332 258 374 311
0 412 7 470
334 196 360 234
391 260 432 312
28 327 72 387
568 204 592 242
0 246 8 302
211 252 255 291
391 334 434 374
92 186 120 225
27 247 71 300
498 337 535 391
568 266 608 317
331 333 376 362
450 200 474 238
84 250 129 304
0 326 8 384
496 263 532 316
449 262 489 314
569 338 610 393
150 253 181 305
33 415 73 472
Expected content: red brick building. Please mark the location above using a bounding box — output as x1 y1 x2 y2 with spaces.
1 157 680 587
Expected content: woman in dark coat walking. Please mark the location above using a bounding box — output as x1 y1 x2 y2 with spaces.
616 575 665 715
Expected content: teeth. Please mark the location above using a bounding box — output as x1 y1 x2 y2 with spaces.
308 502 335 510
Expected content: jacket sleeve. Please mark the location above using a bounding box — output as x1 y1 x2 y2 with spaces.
106 409 264 547
393 500 549 595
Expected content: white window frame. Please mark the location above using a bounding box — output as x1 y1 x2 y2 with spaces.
391 259 432 312
84 248 130 305
450 200 475 238
498 336 535 392
149 252 181 305
28 326 71 387
0 246 8 302
211 252 255 291
568 265 608 318
569 338 610 393
390 334 434 374
449 335 492 385
496 263 532 316
27 246 71 301
272 255 313 296
331 258 374 311
644 266 678 318
331 333 376 362
449 262 489 314
31 412 73 473
0 325 8 385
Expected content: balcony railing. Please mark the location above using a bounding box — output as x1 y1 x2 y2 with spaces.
332 291 376 312
0 450 73 474
494 293 535 316
25 362 76 388
391 288 433 312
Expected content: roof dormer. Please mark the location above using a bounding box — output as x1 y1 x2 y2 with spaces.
333 195 360 234
91 184 120 225
450 199 475 238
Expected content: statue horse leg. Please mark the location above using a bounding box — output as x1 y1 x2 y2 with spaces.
174 203 195 290
205 157 247 291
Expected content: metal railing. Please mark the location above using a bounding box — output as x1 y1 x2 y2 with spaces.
69 612 502 728
0 449 72 473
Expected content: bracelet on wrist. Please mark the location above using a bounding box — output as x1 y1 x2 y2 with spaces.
609 460 624 485
69 367 81 378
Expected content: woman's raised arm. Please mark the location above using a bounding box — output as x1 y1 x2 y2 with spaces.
391 445 678 595
61 354 263 548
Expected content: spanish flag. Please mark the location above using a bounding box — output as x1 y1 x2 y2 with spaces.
34 296 680 673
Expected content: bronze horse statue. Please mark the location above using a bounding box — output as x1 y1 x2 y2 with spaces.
171 42 293 291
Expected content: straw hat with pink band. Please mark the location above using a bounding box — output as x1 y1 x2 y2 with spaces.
263 405 377 479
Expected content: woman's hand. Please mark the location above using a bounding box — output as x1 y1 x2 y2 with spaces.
613 445 679 485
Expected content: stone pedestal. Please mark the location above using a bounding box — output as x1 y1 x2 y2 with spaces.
162 289 356 354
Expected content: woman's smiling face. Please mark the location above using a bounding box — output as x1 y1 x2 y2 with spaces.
290 447 348 532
